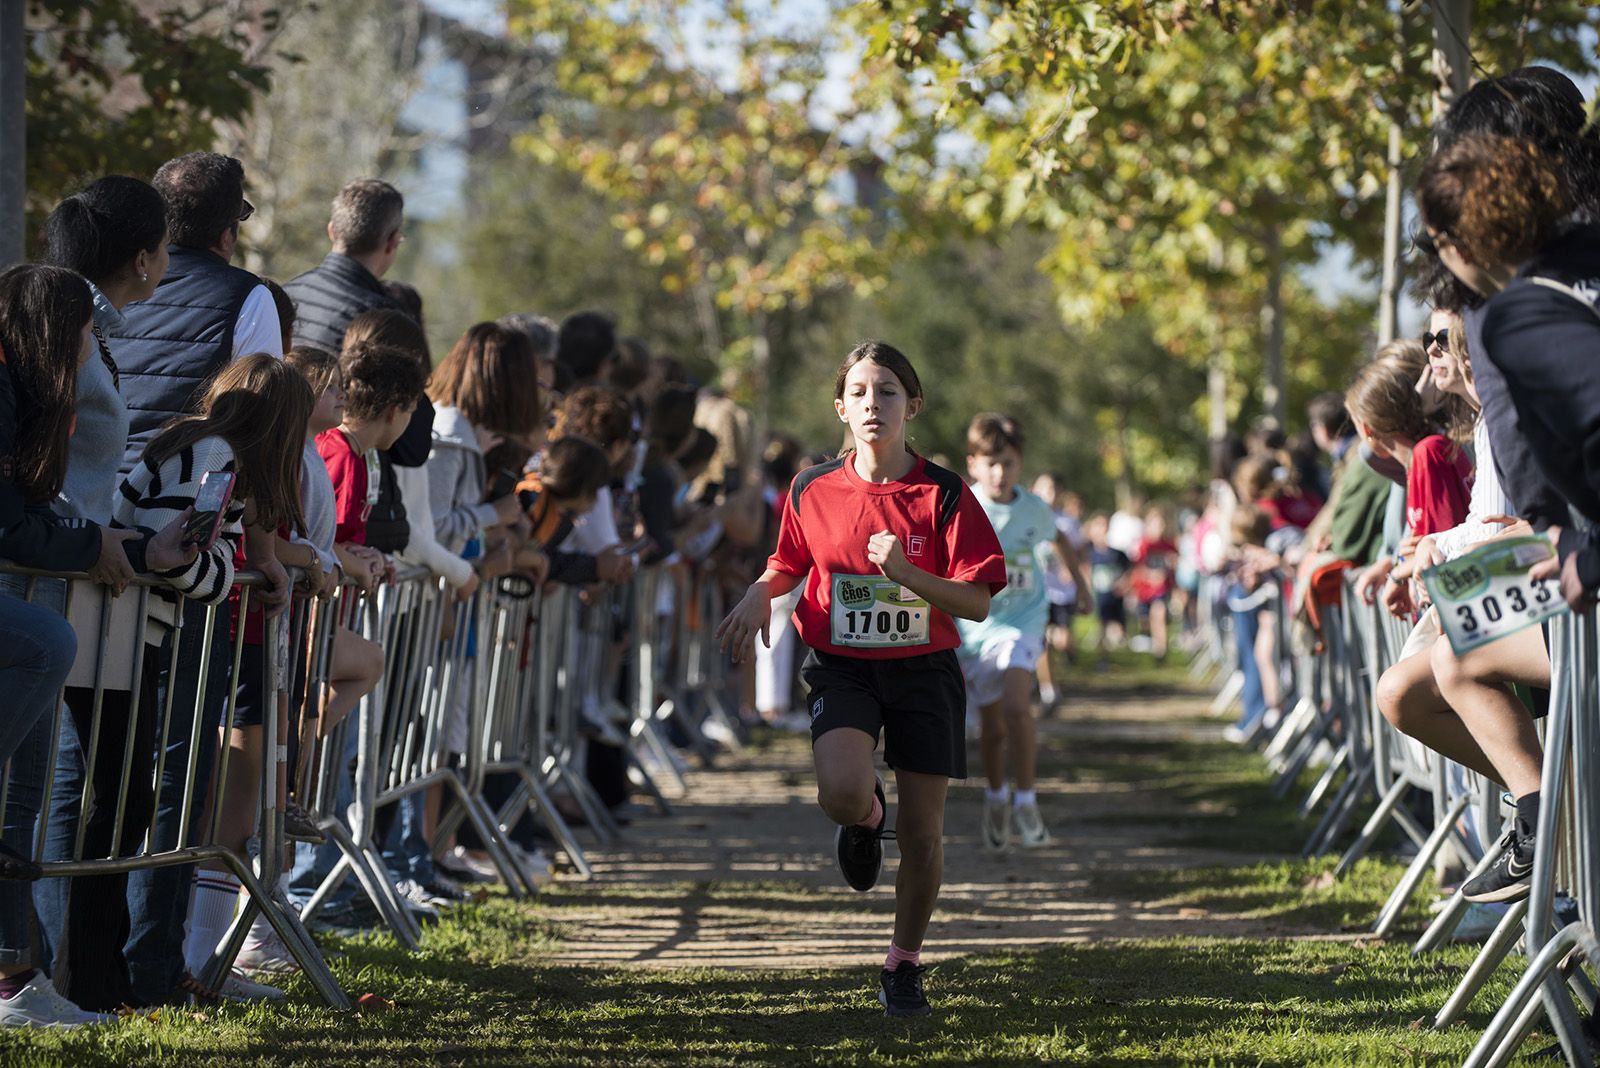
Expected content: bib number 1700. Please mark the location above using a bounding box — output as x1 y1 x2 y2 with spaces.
840 607 916 638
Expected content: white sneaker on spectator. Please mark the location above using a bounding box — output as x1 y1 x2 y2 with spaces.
440 846 499 883
701 718 738 748
1013 802 1052 849
0 974 114 1028
503 843 555 886
236 927 301 978
1451 902 1510 944
219 968 287 1003
393 878 445 917
981 798 1010 852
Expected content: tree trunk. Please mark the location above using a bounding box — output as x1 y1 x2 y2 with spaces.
1432 0 1473 127
0 0 23 267
1260 222 1286 429
1208 346 1229 446
1377 5 1406 344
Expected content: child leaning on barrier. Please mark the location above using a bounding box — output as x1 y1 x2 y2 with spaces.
513 436 613 580
957 413 1088 855
112 353 313 1008
718 340 1006 1019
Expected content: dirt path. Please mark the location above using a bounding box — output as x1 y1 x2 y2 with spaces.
539 684 1353 969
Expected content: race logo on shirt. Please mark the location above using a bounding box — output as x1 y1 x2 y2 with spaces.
837 579 876 609
906 535 927 557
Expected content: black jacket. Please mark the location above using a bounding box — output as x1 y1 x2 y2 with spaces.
283 253 398 353
0 360 103 572
1481 223 1600 589
116 246 261 473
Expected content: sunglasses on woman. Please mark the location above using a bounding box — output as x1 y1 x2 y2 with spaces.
1423 328 1450 351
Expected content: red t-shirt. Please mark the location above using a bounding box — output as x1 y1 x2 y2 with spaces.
1405 434 1473 539
767 453 1006 659
1132 537 1178 602
316 427 370 546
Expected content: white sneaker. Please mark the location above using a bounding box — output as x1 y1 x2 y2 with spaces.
440 846 499 883
701 718 738 748
504 843 555 885
981 798 1011 852
219 967 287 1003
1222 724 1250 745
393 878 443 918
1013 802 1052 849
1451 902 1511 944
0 974 114 1028
236 927 301 977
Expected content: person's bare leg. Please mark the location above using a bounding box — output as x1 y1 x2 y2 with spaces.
1000 668 1037 792
1376 647 1501 782
320 626 383 736
978 702 1007 791
1255 609 1282 709
813 727 878 825
890 769 949 952
1431 628 1549 797
1150 600 1169 659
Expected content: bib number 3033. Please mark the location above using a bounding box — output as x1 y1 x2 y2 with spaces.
1422 536 1566 657
831 574 931 648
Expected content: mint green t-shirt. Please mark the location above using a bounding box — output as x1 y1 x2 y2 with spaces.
958 485 1058 649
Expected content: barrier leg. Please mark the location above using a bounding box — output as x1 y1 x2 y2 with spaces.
1414 838 1512 956
1263 693 1318 767
1297 740 1350 818
551 746 623 844
1334 777 1408 874
1373 794 1470 938
509 767 594 880
1432 897 1530 1028
230 859 350 1008
1462 921 1600 1068
1303 762 1371 859
1272 714 1333 801
442 773 535 897
328 820 422 947
1210 669 1244 716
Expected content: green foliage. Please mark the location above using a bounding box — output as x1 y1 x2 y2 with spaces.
23 2 274 244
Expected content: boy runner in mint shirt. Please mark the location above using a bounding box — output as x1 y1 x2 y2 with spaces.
958 414 1089 851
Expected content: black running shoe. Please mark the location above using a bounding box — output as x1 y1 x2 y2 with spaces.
879 962 930 1018
835 774 889 892
1462 828 1535 904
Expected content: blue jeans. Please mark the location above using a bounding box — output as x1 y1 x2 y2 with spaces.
1228 584 1267 732
383 792 434 885
0 593 77 966
125 598 229 1004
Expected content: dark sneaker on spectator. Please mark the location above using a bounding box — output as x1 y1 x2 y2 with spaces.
835 774 890 892
1463 828 1536 904
283 801 326 844
879 962 931 1018
423 872 469 904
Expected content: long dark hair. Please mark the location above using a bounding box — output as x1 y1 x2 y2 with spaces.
145 353 312 533
0 265 92 504
429 322 541 438
44 176 167 284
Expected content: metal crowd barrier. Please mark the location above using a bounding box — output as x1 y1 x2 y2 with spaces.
0 553 750 1010
1208 560 1600 1065
0 567 348 1007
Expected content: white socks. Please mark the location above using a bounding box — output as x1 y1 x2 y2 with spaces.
1013 789 1037 808
183 870 242 977
984 785 1011 804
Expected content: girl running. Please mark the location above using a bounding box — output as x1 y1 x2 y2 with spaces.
718 341 1005 1018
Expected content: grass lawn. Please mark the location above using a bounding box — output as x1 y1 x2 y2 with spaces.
0 641 1559 1067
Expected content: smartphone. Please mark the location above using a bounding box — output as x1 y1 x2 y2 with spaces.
182 471 236 552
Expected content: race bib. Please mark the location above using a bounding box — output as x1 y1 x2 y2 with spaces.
831 574 931 648
1422 536 1566 656
1004 552 1037 594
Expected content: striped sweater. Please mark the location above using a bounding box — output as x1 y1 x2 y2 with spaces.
114 434 246 630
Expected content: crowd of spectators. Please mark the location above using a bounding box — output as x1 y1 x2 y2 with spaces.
1191 65 1600 911
0 153 796 1025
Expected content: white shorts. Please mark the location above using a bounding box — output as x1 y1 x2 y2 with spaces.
962 632 1045 708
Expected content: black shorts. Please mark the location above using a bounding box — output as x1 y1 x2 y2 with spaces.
1048 602 1076 629
801 647 967 779
1096 593 1125 626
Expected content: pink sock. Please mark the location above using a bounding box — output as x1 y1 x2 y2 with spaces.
854 792 883 830
885 943 921 971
